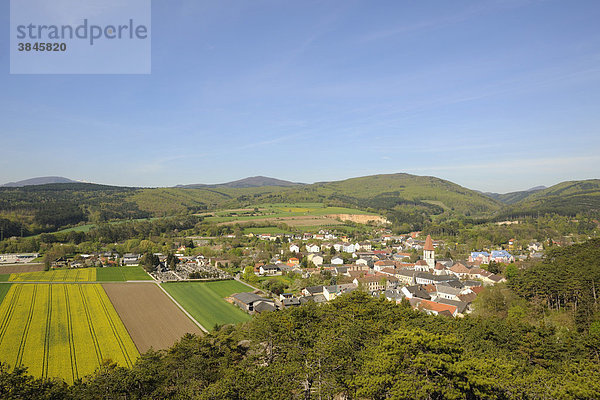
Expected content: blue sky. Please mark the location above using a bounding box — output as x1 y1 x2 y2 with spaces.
1 0 599 192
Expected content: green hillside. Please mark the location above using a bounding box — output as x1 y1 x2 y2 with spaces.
501 179 600 218
310 173 502 214
4 174 600 236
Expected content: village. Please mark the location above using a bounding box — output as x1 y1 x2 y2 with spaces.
1 228 538 319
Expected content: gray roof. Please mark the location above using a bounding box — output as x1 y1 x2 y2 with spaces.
405 285 431 300
434 298 468 314
262 264 281 270
437 280 464 289
300 294 327 303
282 298 301 307
416 272 458 283
254 301 276 313
385 289 404 301
435 285 462 296
232 292 264 305
304 285 324 295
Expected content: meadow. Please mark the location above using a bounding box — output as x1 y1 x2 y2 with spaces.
0 283 138 383
162 281 253 330
96 266 152 281
205 203 377 224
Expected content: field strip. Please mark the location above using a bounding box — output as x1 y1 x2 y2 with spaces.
102 283 202 352
78 285 103 365
15 285 37 367
64 285 78 381
43 285 52 378
0 285 22 345
93 285 134 367
154 282 208 333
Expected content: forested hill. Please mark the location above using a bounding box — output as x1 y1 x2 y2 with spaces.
497 179 600 219
4 264 600 398
483 186 546 204
176 176 303 189
0 183 148 235
1 174 599 236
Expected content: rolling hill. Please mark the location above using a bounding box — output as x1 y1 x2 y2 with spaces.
499 179 600 218
1 174 599 235
175 176 303 189
1 176 79 187
483 186 547 204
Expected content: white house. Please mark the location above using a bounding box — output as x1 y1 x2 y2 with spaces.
331 256 344 265
306 244 320 253
342 243 355 253
308 254 324 267
290 244 300 253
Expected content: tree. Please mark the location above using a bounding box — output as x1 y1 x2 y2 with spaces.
140 252 159 272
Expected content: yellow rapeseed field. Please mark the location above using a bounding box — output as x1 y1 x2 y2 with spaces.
9 268 96 282
0 283 138 383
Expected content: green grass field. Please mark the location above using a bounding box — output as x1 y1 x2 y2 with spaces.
0 275 11 282
162 281 253 330
206 203 377 224
96 266 152 281
242 226 291 234
0 284 11 303
0 284 138 383
56 218 161 234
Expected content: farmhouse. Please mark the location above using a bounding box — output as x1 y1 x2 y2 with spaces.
259 264 282 276
122 253 140 266
231 292 275 313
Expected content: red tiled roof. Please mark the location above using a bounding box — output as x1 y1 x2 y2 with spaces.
450 263 470 274
424 235 435 251
418 299 457 315
471 286 485 295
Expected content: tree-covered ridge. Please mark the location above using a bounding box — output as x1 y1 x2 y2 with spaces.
2 175 600 237
499 179 600 219
509 238 600 329
0 183 149 235
2 286 600 399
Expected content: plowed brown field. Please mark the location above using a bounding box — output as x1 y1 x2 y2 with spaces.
102 283 202 352
0 263 45 274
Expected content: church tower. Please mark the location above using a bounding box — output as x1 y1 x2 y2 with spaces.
424 235 435 269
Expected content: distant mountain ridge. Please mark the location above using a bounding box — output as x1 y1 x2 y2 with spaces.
1 173 599 235
175 176 304 189
483 186 548 204
1 176 79 187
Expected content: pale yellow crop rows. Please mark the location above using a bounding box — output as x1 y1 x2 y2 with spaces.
9 268 96 282
0 284 138 383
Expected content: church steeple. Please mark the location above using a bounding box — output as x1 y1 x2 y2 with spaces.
424 235 435 269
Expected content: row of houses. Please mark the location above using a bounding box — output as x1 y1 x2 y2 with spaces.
469 250 515 264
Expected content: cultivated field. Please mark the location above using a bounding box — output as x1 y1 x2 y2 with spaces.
204 203 384 227
0 283 138 383
9 268 96 282
96 266 152 281
0 284 11 303
103 283 202 352
0 263 45 274
6 266 150 282
162 281 253 330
